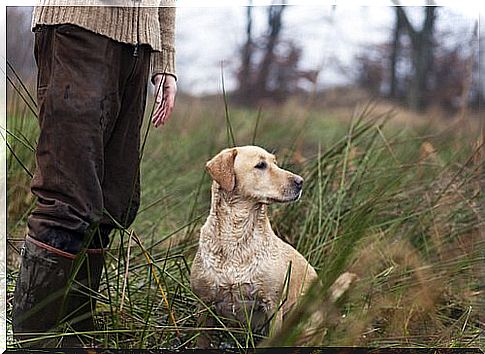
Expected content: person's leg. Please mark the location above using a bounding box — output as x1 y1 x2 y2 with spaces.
27 24 125 252
12 24 127 346
101 44 151 232
59 44 151 348
12 236 76 347
60 246 107 347
62 44 152 346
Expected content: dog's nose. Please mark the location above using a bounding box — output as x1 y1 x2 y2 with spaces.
294 176 304 189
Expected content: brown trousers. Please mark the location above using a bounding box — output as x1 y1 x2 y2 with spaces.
28 24 151 253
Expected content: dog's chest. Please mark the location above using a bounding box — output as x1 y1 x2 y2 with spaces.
213 282 269 330
205 251 275 328
202 237 272 285
198 228 277 316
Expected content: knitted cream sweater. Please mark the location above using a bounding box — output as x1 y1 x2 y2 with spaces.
32 0 176 80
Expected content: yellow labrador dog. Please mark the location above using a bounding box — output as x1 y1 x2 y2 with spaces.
190 145 318 347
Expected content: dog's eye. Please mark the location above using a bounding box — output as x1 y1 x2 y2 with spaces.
254 161 267 170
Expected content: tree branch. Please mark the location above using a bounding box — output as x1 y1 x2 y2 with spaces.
396 6 418 46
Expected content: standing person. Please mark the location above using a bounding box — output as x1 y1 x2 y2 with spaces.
12 0 177 348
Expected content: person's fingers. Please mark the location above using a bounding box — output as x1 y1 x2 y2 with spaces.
158 91 175 125
152 106 161 125
162 95 175 124
151 103 161 124
159 96 173 125
152 91 167 122
152 101 166 127
157 99 171 126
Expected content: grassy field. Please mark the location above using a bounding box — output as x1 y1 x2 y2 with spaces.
5 88 484 349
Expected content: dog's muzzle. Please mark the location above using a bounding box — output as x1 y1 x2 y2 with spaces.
289 175 304 201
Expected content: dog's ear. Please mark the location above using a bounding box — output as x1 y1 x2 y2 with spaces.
206 148 238 191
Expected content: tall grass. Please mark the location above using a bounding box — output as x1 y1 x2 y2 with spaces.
5 83 39 265
268 106 483 347
5 77 483 348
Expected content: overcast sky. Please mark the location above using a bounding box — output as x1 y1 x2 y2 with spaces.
3 4 480 96
175 5 478 95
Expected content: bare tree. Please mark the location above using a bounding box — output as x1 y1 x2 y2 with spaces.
389 7 403 99
356 7 477 114
397 6 438 111
234 2 317 105
237 2 254 102
255 4 286 99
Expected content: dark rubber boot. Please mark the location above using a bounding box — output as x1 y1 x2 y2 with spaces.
12 235 76 347
60 248 106 348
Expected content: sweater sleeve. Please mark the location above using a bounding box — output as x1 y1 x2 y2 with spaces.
151 0 176 83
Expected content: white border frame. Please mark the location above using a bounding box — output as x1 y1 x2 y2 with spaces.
0 2 482 352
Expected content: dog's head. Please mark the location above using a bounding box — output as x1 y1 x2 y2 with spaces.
206 145 303 204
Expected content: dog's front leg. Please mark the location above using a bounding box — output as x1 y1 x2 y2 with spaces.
273 308 284 335
196 307 216 348
266 300 284 339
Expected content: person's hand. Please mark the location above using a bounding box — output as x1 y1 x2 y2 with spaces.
152 74 177 128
